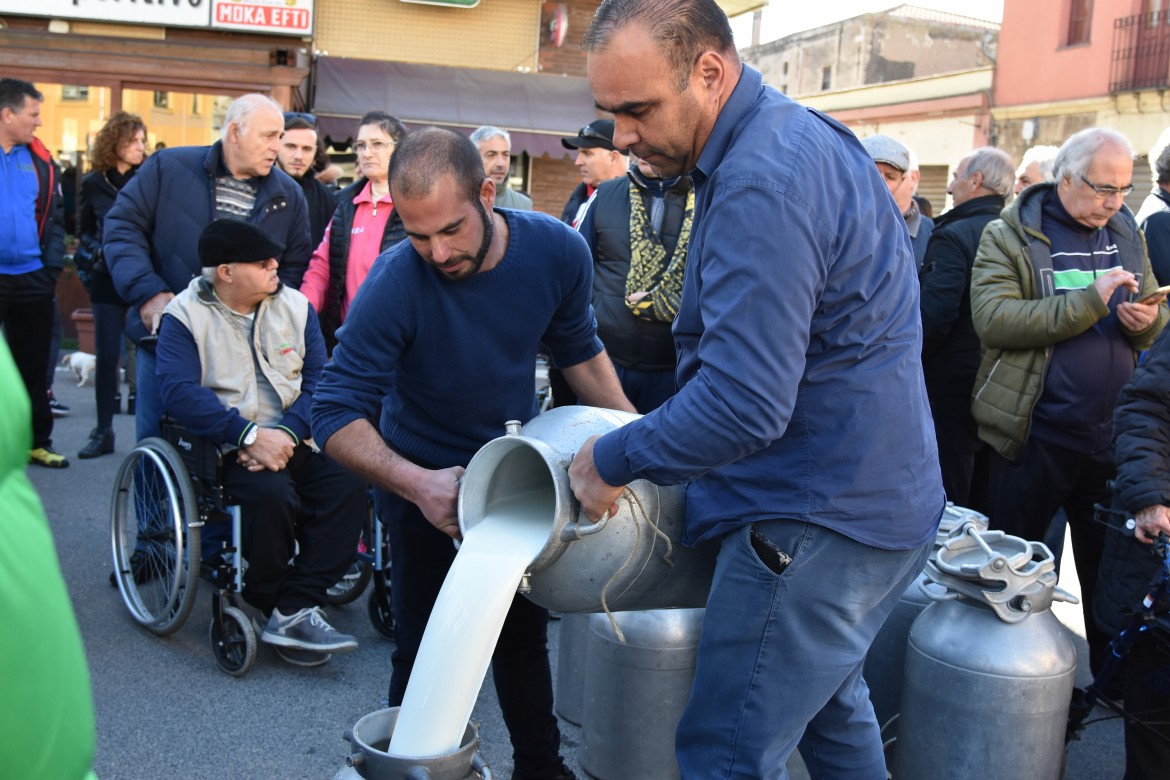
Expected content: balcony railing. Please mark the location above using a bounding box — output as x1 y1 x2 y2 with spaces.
1110 11 1170 92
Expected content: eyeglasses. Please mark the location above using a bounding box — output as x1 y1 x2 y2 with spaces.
354 140 393 154
1078 175 1134 199
283 111 317 126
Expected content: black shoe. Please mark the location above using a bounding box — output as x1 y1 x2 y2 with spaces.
109 550 158 587
48 391 70 418
114 393 123 414
78 427 115 459
126 392 136 416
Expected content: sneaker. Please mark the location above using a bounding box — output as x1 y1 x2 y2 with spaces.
260 606 357 653
48 393 70 418
30 447 70 468
79 428 115 459
274 646 333 667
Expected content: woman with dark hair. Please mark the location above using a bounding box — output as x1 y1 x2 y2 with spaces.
299 111 409 350
76 111 146 459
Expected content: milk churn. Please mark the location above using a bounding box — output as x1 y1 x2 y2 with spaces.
891 524 1077 780
555 613 591 725
334 707 491 780
864 503 989 733
580 609 705 780
458 406 716 613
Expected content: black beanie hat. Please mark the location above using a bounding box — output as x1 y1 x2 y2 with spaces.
198 219 286 268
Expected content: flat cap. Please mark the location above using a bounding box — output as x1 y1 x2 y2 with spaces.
860 135 911 173
198 219 285 268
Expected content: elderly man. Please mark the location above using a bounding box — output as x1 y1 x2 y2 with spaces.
277 113 337 250
1135 127 1170 285
971 127 1168 677
312 127 633 780
560 119 629 227
0 78 68 469
570 0 944 775
1014 144 1060 195
105 93 312 448
471 126 532 211
862 134 933 271
919 146 1015 511
157 219 365 664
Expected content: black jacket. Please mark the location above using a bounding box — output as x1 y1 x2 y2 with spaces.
77 168 136 306
919 194 1005 397
104 141 311 342
26 137 65 285
320 177 406 351
1136 187 1170 286
577 171 690 371
560 181 591 225
297 172 338 251
1097 326 1170 635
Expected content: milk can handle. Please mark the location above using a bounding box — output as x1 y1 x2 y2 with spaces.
561 507 611 541
919 579 960 602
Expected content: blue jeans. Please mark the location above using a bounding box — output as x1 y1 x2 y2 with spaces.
135 346 164 442
677 518 932 779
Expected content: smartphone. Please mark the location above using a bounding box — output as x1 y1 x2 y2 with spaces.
749 528 793 576
1136 285 1170 305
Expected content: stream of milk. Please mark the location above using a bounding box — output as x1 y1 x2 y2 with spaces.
387 487 554 758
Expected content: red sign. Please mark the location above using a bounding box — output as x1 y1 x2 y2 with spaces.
214 2 311 33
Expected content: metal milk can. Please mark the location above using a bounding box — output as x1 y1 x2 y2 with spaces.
555 613 591 725
580 609 705 780
891 524 1077 780
458 406 716 613
863 503 989 733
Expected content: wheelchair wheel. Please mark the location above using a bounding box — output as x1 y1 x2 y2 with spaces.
110 438 202 636
210 606 256 676
325 559 373 606
368 578 396 640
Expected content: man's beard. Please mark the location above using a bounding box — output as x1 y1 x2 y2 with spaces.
438 199 494 282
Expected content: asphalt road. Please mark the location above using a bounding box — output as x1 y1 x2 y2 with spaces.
32 370 1126 779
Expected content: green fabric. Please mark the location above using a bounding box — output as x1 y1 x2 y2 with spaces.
0 338 97 780
970 187 1167 460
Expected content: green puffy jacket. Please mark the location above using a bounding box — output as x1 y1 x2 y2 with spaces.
970 183 1167 460
0 339 97 779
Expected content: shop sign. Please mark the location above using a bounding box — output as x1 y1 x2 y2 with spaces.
211 0 314 35
400 0 480 8
0 0 212 28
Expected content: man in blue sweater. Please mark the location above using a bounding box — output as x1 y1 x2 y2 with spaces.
570 0 945 776
311 127 633 780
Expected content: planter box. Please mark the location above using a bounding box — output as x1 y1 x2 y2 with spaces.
71 308 95 354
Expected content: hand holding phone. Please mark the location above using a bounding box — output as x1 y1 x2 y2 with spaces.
1136 285 1170 305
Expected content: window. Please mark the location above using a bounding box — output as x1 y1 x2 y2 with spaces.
61 85 89 101
782 61 789 76
1068 0 1093 45
821 66 832 91
153 91 170 109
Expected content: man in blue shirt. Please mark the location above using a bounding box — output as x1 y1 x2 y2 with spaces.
312 127 633 780
0 78 68 469
570 1 945 776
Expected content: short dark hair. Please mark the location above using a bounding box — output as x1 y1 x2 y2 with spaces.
359 111 408 144
90 111 147 173
0 78 43 115
388 127 486 205
582 0 738 90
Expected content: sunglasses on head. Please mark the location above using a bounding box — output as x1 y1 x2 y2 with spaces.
283 111 317 126
578 124 610 142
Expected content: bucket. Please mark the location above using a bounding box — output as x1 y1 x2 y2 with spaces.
337 707 490 780
458 406 715 613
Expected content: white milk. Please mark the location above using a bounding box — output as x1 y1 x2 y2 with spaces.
388 488 554 758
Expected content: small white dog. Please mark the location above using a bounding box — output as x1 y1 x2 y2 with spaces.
61 351 97 387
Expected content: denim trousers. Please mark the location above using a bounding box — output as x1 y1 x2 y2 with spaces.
676 518 932 779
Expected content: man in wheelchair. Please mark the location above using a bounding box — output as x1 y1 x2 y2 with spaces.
155 218 365 664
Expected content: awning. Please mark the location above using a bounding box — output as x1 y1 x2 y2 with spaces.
312 57 599 159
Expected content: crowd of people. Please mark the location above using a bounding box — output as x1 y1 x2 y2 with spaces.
6 0 1170 776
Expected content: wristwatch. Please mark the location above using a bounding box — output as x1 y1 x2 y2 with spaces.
242 425 258 447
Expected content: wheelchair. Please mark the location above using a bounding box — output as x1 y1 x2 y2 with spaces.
109 419 257 676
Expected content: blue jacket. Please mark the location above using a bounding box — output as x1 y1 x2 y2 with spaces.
104 141 311 342
593 65 944 549
0 137 64 276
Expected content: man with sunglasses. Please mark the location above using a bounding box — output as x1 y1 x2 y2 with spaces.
971 127 1168 678
278 113 337 250
560 119 629 228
